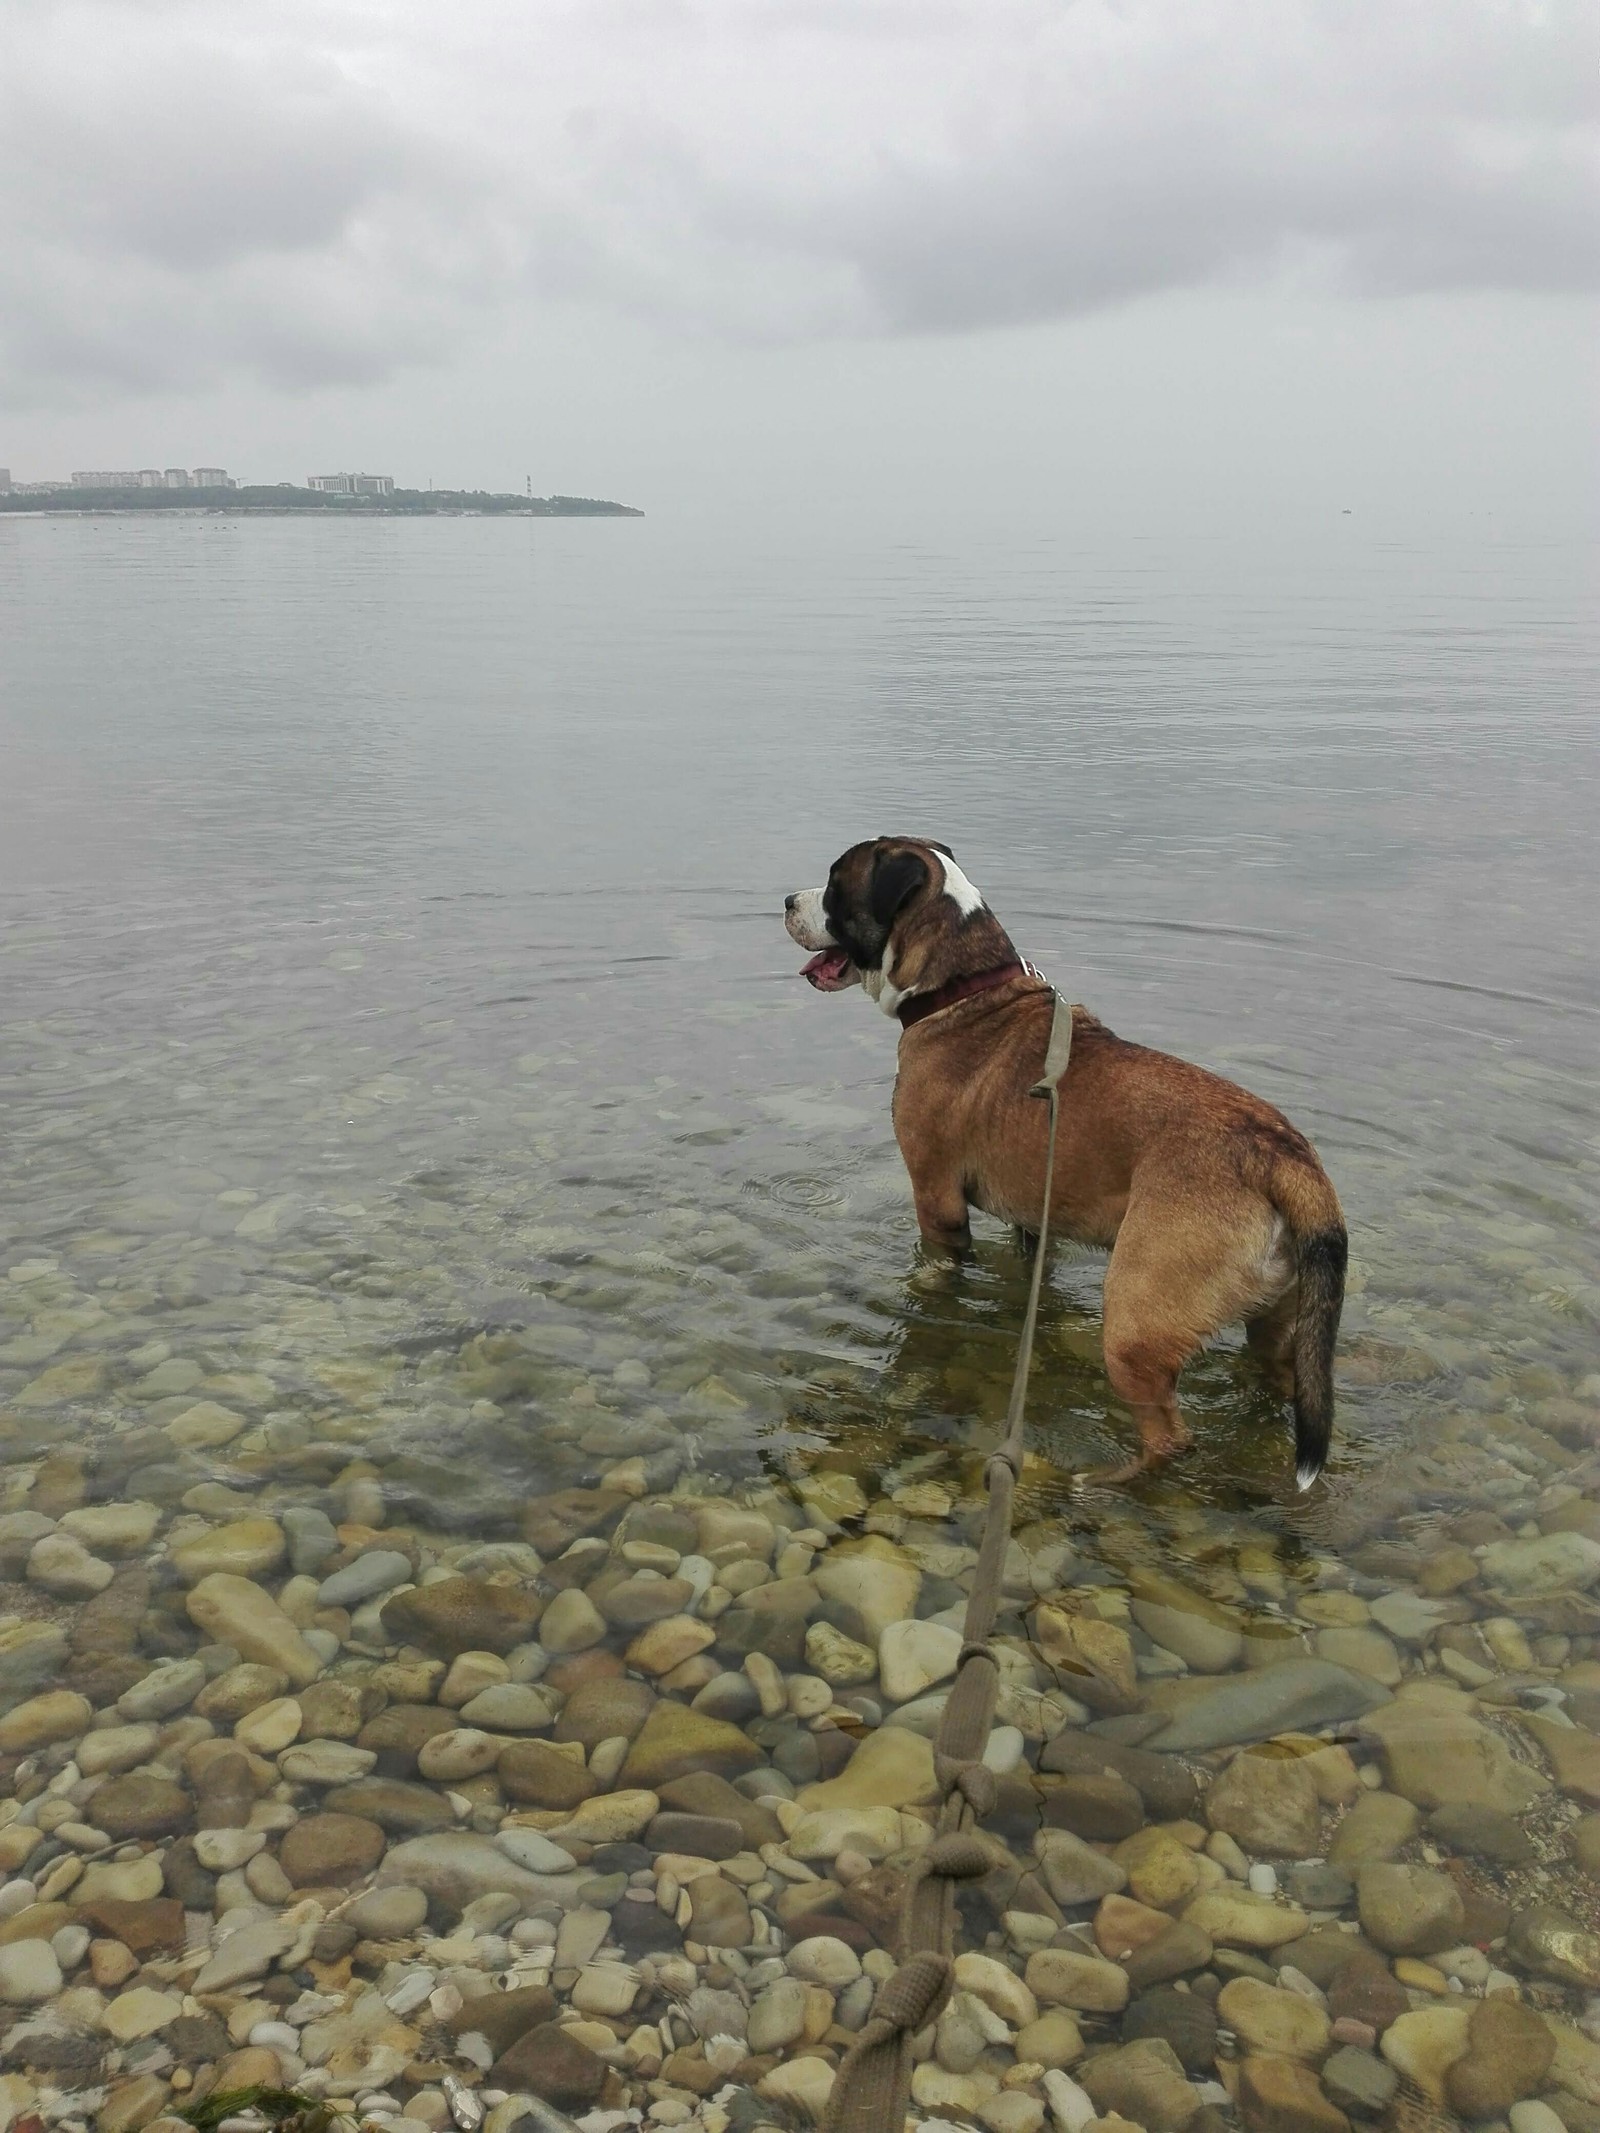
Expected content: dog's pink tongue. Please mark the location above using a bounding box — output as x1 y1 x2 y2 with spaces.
802 949 850 988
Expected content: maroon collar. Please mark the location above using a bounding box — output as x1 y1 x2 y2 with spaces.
898 959 1028 1031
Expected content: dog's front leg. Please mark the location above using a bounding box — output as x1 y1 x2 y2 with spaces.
894 1083 972 1253
909 1170 972 1256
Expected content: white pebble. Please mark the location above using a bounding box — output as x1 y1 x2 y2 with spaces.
1276 1966 1324 2003
385 1968 438 2016
1510 2106 1570 2133
982 1726 1026 1774
1247 1864 1278 1896
1041 2071 1096 2133
249 2021 300 2053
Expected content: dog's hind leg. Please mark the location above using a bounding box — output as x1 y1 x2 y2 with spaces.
1085 1192 1239 1480
1244 1285 1298 1401
1093 1335 1193 1479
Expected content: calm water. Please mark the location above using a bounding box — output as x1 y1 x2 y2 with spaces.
1 511 1596 1571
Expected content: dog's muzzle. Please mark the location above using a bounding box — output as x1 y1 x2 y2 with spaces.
785 888 857 990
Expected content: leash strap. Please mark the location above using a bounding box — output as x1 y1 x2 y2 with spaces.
823 989 1074 2133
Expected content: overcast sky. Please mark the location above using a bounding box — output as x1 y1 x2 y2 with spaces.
2 0 1595 525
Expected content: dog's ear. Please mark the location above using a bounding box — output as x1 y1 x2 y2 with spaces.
869 847 930 929
927 841 954 859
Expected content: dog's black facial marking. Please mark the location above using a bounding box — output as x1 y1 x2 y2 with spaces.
821 871 880 970
868 848 930 931
814 838 941 975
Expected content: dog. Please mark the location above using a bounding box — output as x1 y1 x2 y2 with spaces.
785 836 1347 1487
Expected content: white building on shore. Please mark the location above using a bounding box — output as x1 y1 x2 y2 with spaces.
308 472 395 495
65 467 234 490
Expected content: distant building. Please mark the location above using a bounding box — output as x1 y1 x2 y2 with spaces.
12 480 66 494
0 469 9 493
72 471 142 488
164 468 191 488
138 470 163 487
192 468 232 489
308 472 394 495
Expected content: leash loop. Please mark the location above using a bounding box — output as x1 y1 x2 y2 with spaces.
824 990 1074 2133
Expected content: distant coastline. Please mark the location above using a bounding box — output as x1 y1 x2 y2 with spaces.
0 485 642 517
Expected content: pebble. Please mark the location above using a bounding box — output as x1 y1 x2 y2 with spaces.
1314 1626 1403 1686
1025 1948 1130 2013
172 1515 287 1582
281 1738 376 1784
0 1688 92 1752
1508 1903 1600 1988
186 1571 323 1684
1511 2106 1573 2133
283 1505 341 1573
1041 2070 1097 2132
1145 1661 1390 1751
1481 1531 1600 1593
1017 2011 1086 2069
1129 1577 1244 1673
1079 2038 1200 2132
1206 1750 1321 1856
1216 1976 1331 2060
748 1975 809 2052
1357 1862 1466 1956
788 1933 863 1987
805 1620 878 1686
192 1916 298 1990
104 1986 184 2040
1361 1696 1549 1814
1236 2054 1348 2133
955 1951 1040 2028
318 1548 413 1606
1322 2043 1398 2118
878 1618 962 1701
1446 1996 1557 2117
118 1656 208 1721
457 1683 556 1731
1327 1790 1419 1864
27 1530 114 1596
1 1343 1599 2133
539 1589 609 1654
0 1940 63 2003
793 1720 936 1808
59 1501 162 1554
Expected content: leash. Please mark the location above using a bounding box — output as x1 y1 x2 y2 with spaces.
822 987 1075 2133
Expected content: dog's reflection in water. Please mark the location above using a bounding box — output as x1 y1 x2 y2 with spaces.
790 1229 1311 1515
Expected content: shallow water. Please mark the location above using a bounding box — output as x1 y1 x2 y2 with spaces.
5 511 1600 2123
1 512 1594 1547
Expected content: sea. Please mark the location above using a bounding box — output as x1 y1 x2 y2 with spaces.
1 506 1595 1563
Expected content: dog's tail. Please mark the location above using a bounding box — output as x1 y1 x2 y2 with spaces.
1269 1160 1348 1492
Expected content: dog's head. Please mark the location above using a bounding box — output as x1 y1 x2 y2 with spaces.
785 837 1014 1017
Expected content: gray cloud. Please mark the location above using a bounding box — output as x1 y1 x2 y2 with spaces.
1 0 1594 406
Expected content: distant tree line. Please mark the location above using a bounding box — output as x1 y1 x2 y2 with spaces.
0 486 642 516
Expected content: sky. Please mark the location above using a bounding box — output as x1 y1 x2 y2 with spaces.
2 0 1596 528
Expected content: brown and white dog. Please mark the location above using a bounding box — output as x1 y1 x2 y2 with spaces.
785 836 1347 1488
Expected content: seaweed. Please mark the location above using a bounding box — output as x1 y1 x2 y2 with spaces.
177 2086 354 2133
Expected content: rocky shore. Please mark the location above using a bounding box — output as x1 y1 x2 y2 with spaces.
4 1354 1600 2133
